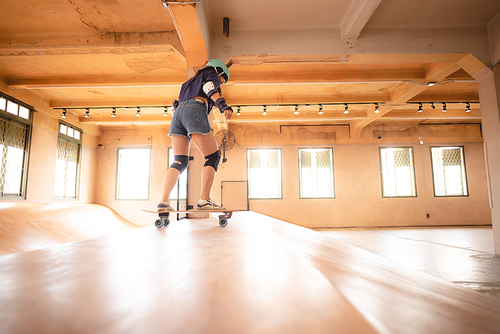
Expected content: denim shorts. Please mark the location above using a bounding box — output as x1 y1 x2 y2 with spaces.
169 98 213 139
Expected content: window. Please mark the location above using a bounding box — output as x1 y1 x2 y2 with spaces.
116 148 150 200
431 146 468 196
169 148 187 200
0 93 32 198
55 122 82 199
380 147 416 197
247 149 282 199
299 148 334 198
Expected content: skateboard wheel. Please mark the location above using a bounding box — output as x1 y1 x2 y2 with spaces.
219 217 228 228
155 218 164 228
163 218 170 226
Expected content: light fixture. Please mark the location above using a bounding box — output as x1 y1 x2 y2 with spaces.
344 104 349 114
431 102 435 109
262 105 267 116
294 105 299 115
163 107 168 116
465 102 471 112
305 104 310 108
427 82 436 87
111 108 116 117
318 104 323 115
84 108 90 118
61 108 67 119
374 103 379 114
236 106 241 116
418 103 423 112
442 103 447 112
136 107 141 117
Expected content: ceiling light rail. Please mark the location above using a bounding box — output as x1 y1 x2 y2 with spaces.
54 101 479 119
407 101 478 113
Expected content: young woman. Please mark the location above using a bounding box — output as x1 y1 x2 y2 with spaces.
158 59 233 212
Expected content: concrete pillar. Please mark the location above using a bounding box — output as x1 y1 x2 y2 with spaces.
477 65 500 255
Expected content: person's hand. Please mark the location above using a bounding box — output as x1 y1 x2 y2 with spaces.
224 107 233 120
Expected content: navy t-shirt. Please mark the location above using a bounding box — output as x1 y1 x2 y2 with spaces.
178 68 221 114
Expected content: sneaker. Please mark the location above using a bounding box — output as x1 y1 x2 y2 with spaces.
157 202 174 212
197 198 225 210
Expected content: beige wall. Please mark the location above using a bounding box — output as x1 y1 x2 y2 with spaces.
94 122 491 228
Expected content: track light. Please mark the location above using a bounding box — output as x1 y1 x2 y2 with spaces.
61 109 67 119
418 103 423 112
163 107 168 116
236 106 241 116
318 104 323 115
84 108 90 118
374 103 379 114
111 108 116 117
136 107 141 117
442 103 447 112
465 103 471 112
262 106 267 116
305 104 310 108
294 105 299 115
431 102 435 109
344 104 349 114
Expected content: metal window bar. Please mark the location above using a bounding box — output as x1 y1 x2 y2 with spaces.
431 147 468 196
0 118 28 197
299 148 334 199
380 147 416 197
55 138 80 199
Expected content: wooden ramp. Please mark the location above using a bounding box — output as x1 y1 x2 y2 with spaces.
0 212 499 334
0 203 138 255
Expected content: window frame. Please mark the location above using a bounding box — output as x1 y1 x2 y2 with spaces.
0 92 33 199
247 148 283 200
298 147 335 199
379 146 417 198
54 121 83 200
115 147 151 201
430 146 469 197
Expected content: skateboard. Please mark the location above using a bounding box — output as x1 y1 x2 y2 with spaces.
142 209 236 228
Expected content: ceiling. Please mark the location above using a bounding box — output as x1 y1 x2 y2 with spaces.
1 0 500 137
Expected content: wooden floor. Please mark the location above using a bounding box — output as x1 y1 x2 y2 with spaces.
1 209 499 333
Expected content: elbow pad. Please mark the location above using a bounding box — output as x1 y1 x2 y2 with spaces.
202 81 218 97
216 97 231 113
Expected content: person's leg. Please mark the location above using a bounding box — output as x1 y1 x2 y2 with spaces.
191 132 220 203
159 135 190 210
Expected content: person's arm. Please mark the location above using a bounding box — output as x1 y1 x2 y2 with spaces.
210 91 233 120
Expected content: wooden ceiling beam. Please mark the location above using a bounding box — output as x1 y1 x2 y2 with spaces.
340 0 382 41
166 3 207 78
0 32 184 58
350 62 463 138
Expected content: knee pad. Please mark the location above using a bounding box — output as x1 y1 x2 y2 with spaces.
204 150 221 171
170 155 189 174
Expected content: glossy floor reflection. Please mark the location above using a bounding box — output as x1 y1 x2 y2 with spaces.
317 226 500 300
1 213 499 334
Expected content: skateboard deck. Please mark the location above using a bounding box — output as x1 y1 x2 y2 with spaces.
143 209 236 228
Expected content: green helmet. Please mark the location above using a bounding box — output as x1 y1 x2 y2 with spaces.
206 59 229 83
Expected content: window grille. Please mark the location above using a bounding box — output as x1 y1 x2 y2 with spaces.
0 118 29 197
431 146 468 196
116 148 150 200
55 122 82 199
299 148 334 198
380 147 416 197
247 149 282 199
0 92 32 199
